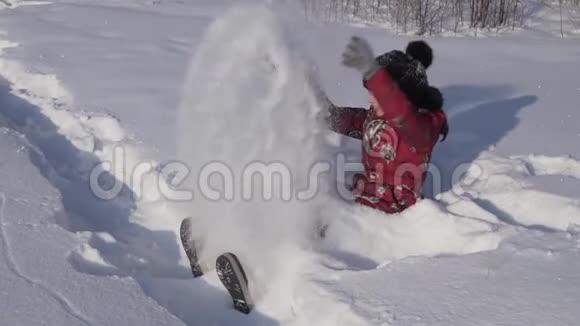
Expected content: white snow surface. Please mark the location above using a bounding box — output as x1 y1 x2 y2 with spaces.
0 1 580 325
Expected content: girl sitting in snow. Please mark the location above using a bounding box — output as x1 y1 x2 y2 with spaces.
322 37 448 214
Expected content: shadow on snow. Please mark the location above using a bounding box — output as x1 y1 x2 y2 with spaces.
426 84 538 196
0 76 279 325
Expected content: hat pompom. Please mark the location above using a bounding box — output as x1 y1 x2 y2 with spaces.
406 40 433 69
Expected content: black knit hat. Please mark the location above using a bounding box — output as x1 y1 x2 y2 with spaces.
375 41 443 112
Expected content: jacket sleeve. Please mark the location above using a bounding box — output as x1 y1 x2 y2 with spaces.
325 106 368 140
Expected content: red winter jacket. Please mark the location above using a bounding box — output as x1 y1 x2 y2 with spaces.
328 68 447 214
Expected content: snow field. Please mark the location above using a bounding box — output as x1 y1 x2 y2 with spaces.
0 1 579 325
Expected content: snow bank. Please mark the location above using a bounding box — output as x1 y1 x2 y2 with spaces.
0 25 191 282
319 199 503 266
438 150 580 231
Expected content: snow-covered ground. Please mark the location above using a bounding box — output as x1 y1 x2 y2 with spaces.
1 1 580 325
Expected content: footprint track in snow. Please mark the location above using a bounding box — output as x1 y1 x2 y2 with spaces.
0 33 206 324
449 151 580 232
0 50 181 279
513 153 580 180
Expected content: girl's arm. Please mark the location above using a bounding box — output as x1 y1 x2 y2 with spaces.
324 106 367 140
